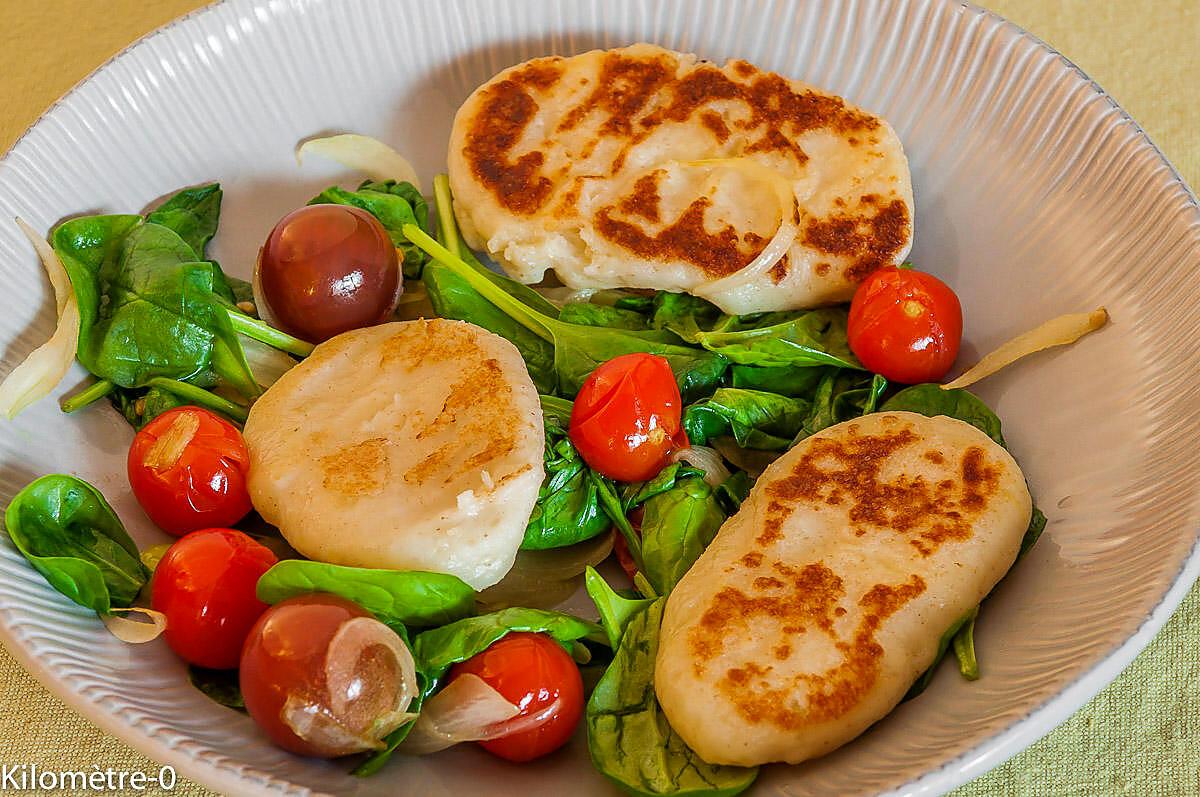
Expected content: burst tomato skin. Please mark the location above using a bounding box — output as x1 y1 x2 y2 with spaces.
847 266 963 384
447 632 584 762
151 528 277 669
569 353 683 483
127 406 253 536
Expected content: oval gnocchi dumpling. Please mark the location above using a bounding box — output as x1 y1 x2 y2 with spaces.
655 411 1032 766
243 319 544 590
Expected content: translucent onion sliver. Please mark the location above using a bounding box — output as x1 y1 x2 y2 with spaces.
0 219 81 419
671 445 732 488
102 607 167 644
399 673 560 756
296 134 423 193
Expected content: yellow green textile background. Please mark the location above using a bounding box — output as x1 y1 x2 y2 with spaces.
0 1 1197 795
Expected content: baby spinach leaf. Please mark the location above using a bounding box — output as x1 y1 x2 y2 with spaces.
559 302 651 330
693 308 861 370
310 179 430 278
651 292 723 343
684 388 811 450
256 560 475 628
3 475 148 614
522 396 612 550
880 384 1005 446
729 363 827 396
715 471 753 513
412 607 606 697
905 606 979 699
587 598 757 797
146 183 222 259
584 566 654 649
407 225 727 400
638 478 725 597
110 384 186 429
953 613 980 680
423 261 558 394
622 462 705 511
793 371 888 444
1020 505 1048 558
614 294 656 314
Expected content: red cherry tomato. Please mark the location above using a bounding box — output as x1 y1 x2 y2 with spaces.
127 406 253 537
447 632 584 762
240 594 415 758
847 266 963 384
569 353 683 482
257 204 401 342
151 528 277 669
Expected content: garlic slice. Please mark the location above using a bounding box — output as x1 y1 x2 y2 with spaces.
942 308 1108 390
102 607 167 644
399 673 561 756
0 219 81 419
296 134 423 193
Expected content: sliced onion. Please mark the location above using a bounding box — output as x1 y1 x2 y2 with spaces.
711 437 781 479
0 219 81 419
102 607 167 644
671 445 732 488
281 616 418 754
476 533 614 612
296 134 423 193
942 308 1108 390
668 159 799 313
399 673 561 756
240 334 296 389
535 286 598 307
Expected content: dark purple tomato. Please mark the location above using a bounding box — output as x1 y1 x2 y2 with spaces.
257 204 400 343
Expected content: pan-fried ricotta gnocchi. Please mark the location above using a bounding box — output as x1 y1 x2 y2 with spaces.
655 411 1032 767
448 43 914 314
243 319 544 590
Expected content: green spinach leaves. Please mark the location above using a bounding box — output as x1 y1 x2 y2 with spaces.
255 560 475 628
3 475 148 613
586 596 757 797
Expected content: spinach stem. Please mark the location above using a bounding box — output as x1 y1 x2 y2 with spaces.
60 380 115 414
227 311 314 357
433 174 461 259
147 378 249 423
403 224 556 343
952 608 980 680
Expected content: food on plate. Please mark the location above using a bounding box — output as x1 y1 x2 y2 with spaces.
847 265 963 384
569 352 685 482
655 411 1032 766
446 631 585 762
127 406 253 536
256 204 401 342
448 43 913 314
151 528 278 669
239 593 419 756
242 319 545 590
0 43 1112 792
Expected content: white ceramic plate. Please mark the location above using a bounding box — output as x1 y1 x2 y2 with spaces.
1 0 1198 795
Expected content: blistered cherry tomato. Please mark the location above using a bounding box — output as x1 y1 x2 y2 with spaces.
257 204 400 342
127 406 252 536
569 353 683 482
240 594 416 757
847 266 963 384
448 632 584 762
151 528 277 669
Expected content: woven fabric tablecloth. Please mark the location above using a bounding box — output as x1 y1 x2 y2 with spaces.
0 1 1197 794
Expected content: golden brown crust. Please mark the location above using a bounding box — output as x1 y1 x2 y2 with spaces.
803 197 910 282
321 438 390 497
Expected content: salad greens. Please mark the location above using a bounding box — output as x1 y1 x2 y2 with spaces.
49 184 311 427
188 666 246 712
586 597 758 797
3 474 148 614
255 560 475 628
558 301 652 331
684 388 810 450
308 179 429 278
408 225 729 400
585 566 654 649
637 477 725 597
522 396 613 550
